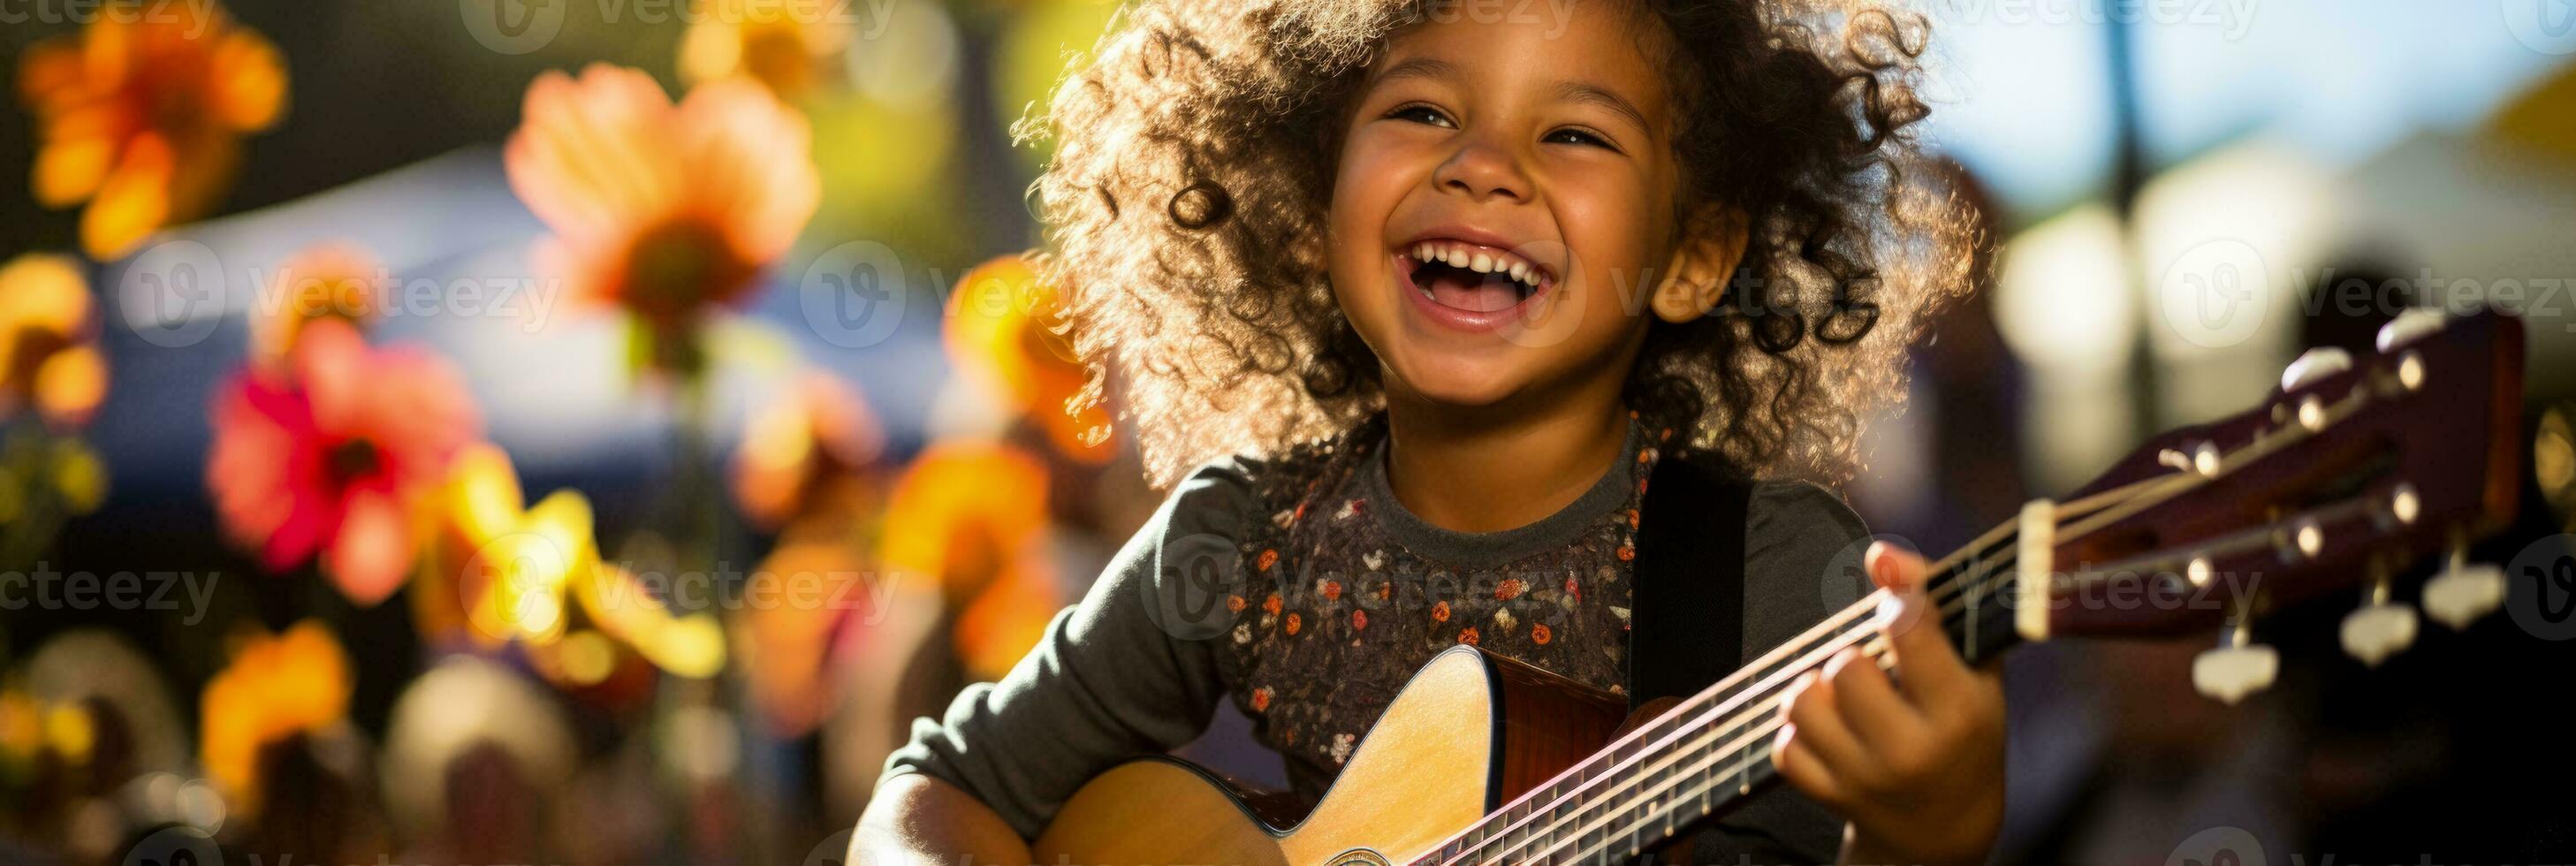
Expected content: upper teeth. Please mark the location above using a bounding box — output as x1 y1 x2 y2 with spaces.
1410 240 1546 288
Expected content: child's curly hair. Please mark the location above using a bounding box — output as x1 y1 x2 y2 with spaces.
1020 0 1977 489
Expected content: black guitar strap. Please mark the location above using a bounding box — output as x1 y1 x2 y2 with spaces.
1625 456 1752 710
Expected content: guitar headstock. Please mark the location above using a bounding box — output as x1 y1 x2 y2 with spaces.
1996 310 2525 701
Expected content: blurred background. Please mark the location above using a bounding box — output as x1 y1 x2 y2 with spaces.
1 0 2572 862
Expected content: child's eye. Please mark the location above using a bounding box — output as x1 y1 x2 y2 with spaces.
1386 103 1455 128
1544 127 1618 151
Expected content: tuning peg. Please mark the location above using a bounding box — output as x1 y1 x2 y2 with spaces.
2281 346 2353 391
2192 616 2277 705
2375 308 2446 352
2339 572 2418 667
2422 547 2506 630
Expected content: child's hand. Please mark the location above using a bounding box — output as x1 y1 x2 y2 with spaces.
1774 542 2005 866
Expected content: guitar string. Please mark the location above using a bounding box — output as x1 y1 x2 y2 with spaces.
1442 448 2244 863
1448 545 2022 866
1526 597 1995 865
1437 527 2025 866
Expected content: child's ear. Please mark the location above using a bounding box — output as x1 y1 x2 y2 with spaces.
1650 205 1751 323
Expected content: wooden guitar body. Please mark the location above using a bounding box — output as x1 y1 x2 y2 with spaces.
1033 646 1630 865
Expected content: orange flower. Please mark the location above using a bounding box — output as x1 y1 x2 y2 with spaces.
1226 594 1247 613
733 537 864 736
953 549 1062 681
1284 612 1302 635
678 0 853 98
1457 627 1479 646
201 620 348 817
1616 543 1636 562
1255 549 1279 572
207 320 478 606
730 370 885 529
1320 580 1342 601
1431 600 1450 623
1531 623 1552 645
878 442 1049 600
1494 579 1525 601
944 255 1113 462
0 254 108 429
255 242 379 367
503 64 818 372
1262 593 1282 617
16 0 286 259
1249 687 1273 712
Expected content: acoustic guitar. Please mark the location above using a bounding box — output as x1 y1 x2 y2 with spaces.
1032 309 2527 866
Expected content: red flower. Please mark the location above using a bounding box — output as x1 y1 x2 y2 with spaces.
1457 627 1479 646
208 320 480 606
1565 577 1581 601
1351 610 1367 630
1250 687 1272 712
1431 600 1450 623
1494 579 1525 601
1284 612 1302 635
1531 623 1553 645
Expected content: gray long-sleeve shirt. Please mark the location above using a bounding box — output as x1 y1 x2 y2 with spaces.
882 422 1866 862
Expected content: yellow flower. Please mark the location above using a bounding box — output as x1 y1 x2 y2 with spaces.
679 0 855 98
0 254 109 429
16 0 286 259
201 619 349 817
422 444 725 678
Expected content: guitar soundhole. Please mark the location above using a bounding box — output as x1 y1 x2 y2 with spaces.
1326 849 1392 866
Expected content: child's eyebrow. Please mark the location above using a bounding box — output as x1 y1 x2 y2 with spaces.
1368 55 1457 91
1552 80 1653 137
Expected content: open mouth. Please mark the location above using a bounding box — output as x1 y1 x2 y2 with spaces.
1399 239 1554 315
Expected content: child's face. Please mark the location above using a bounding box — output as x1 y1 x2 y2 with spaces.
1326 1 1684 412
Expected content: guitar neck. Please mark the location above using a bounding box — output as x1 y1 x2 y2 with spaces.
1417 531 2031 865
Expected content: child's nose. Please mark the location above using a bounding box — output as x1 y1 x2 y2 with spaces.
1432 138 1532 203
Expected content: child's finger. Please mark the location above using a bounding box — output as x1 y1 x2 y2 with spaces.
1780 670 1868 779
1864 541 1930 592
1882 581 1976 709
1769 723 1848 808
1821 644 1917 747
